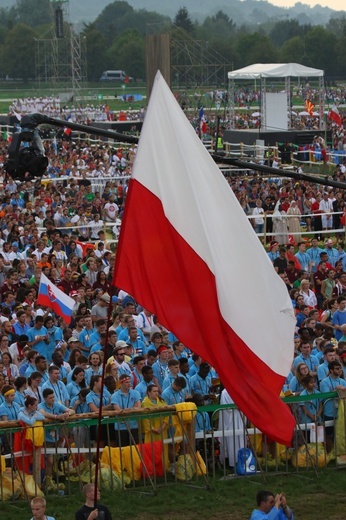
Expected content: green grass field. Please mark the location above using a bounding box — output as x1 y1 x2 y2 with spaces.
2 469 346 520
0 80 330 115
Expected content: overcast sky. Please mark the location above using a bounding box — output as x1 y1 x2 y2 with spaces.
269 0 345 9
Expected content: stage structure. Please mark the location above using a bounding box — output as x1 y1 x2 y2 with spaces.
35 0 87 103
228 63 324 131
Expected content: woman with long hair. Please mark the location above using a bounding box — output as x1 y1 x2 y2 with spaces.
14 376 27 407
289 362 310 395
105 362 120 390
17 396 45 426
68 348 82 370
2 352 19 383
66 367 86 400
93 270 110 293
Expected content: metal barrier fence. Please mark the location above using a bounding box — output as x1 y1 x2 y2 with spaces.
1 391 346 500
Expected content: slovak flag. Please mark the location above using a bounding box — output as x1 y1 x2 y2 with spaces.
328 106 342 127
37 273 75 323
113 71 296 446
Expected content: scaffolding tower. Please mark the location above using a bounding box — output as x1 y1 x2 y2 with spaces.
35 0 87 104
146 24 231 89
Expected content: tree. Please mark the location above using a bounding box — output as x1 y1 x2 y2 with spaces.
236 33 279 66
94 1 134 40
82 23 108 81
106 29 145 79
174 7 194 34
280 36 305 63
304 26 337 75
16 0 51 27
269 19 308 47
1 23 36 81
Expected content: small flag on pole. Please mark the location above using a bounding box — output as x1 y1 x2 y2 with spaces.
305 99 315 116
328 106 342 127
37 273 75 323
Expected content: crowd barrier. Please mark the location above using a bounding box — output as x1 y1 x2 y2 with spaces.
1 391 346 500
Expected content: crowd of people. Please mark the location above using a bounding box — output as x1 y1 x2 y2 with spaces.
0 113 345 500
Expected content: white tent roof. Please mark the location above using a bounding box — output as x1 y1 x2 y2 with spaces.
228 63 324 79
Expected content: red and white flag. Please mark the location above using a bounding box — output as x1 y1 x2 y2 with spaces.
113 71 296 445
328 106 342 127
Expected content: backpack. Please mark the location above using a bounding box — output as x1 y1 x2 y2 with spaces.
236 448 256 475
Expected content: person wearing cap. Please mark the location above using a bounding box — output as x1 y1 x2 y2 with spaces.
110 373 141 447
267 241 279 263
0 384 21 421
109 343 132 377
323 239 339 267
152 345 170 393
90 293 110 322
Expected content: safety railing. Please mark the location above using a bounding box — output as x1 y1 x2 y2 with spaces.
1 391 346 500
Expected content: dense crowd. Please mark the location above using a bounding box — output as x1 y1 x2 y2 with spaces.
0 126 346 491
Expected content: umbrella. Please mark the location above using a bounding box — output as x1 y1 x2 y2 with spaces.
251 112 261 117
299 111 309 116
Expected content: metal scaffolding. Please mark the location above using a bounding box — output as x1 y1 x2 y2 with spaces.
146 23 230 88
35 0 87 104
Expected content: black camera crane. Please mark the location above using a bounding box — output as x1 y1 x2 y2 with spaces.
4 112 346 191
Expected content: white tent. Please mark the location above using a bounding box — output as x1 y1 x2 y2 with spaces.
228 63 324 80
228 62 325 131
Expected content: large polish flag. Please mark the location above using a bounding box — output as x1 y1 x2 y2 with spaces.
114 71 296 445
37 273 75 324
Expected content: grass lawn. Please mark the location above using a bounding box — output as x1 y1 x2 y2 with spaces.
2 468 346 519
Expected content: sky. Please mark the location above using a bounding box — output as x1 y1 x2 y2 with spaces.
269 0 345 9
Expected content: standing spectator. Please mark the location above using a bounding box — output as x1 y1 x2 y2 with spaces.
287 200 302 242
75 484 112 520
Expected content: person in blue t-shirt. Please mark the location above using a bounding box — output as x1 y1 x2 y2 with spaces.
110 373 141 447
250 490 294 520
38 387 75 490
320 360 346 452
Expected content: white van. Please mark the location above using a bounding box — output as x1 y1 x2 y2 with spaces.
100 70 133 82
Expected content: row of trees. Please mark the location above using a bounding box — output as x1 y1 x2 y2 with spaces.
0 1 345 82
